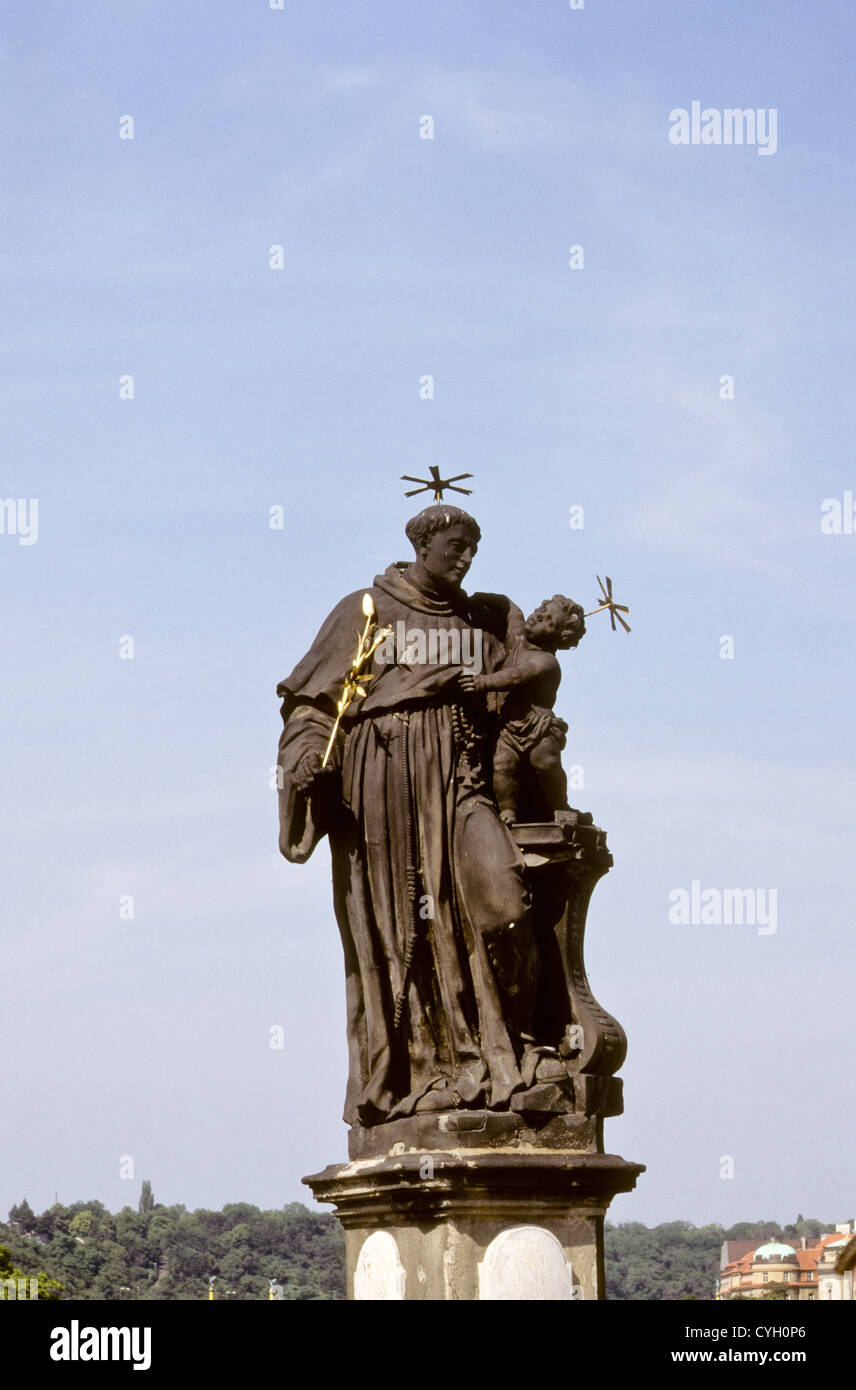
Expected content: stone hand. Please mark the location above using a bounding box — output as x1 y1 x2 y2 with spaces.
294 751 326 793
455 670 483 694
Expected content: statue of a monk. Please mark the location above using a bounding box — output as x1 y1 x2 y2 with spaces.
276 505 544 1127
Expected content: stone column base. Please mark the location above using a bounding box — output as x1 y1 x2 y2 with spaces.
304 1148 644 1301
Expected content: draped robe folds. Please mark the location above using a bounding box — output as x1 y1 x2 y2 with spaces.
276 563 532 1125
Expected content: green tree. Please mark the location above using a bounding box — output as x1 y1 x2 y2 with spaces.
69 1210 95 1240
8 1199 37 1233
0 1244 63 1300
139 1181 155 1214
795 1218 825 1241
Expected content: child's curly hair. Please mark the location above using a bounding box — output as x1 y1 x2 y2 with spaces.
543 594 586 649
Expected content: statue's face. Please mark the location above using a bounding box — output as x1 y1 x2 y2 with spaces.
419 524 477 588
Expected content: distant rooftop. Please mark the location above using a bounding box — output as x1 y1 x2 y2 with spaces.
752 1241 799 1263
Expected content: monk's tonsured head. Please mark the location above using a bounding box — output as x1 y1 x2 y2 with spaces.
405 505 481 588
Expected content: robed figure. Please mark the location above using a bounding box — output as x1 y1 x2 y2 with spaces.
276 506 542 1127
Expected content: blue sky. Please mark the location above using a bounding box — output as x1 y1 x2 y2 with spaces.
2 0 854 1232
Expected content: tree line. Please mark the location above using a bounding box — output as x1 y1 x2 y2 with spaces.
1 1190 841 1301
1 1188 345 1300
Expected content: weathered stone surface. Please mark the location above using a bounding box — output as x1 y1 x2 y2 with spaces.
511 1082 574 1115
572 1074 624 1117
305 1148 645 1301
478 1226 580 1301
353 1231 406 1301
346 1108 598 1160
535 1056 570 1082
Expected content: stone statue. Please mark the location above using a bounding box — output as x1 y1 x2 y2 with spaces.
284 495 644 1303
276 504 625 1140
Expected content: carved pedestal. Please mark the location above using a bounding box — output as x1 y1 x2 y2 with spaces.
304 820 644 1300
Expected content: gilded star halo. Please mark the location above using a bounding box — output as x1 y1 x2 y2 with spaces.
401 465 474 504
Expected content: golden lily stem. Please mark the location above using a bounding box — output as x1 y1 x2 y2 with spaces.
321 614 390 768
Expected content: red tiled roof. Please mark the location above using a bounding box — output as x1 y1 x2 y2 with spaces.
722 1233 848 1279
818 1233 850 1250
722 1239 760 1267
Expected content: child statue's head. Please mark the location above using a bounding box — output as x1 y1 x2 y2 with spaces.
525 595 586 650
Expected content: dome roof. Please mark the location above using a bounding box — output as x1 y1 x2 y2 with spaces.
754 1241 797 1263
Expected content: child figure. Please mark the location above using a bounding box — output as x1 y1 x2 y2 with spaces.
458 594 585 826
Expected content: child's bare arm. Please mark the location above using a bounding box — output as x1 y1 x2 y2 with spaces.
458 647 556 693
